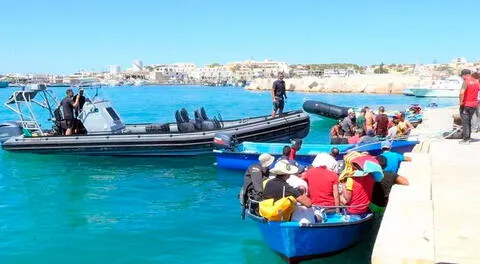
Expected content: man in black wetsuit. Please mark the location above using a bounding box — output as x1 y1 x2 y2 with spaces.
271 72 287 118
60 88 81 136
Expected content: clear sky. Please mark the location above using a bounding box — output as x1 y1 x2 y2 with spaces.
1 0 479 74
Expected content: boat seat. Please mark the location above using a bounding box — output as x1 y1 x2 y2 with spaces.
175 109 196 132
180 108 190 122
146 123 170 133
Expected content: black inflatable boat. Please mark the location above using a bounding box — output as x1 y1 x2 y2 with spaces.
302 100 350 120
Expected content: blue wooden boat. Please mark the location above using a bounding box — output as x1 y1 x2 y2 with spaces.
214 140 419 170
246 209 374 262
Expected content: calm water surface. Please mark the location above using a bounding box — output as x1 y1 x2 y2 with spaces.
0 86 455 263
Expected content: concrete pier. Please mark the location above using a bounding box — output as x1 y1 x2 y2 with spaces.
372 106 480 264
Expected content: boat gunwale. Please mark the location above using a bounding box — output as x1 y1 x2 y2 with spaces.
16 110 308 139
246 211 374 228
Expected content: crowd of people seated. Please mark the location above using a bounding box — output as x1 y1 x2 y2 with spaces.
330 106 414 145
241 140 411 223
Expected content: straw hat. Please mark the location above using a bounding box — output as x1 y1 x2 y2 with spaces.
270 160 298 175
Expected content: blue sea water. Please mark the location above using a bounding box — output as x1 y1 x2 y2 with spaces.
0 86 456 263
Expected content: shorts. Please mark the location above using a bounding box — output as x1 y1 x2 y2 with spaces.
65 118 74 129
273 98 285 111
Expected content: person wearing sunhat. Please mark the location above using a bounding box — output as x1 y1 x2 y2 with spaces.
263 160 312 207
379 141 412 173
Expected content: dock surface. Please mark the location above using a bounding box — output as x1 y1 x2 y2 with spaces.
372 106 480 264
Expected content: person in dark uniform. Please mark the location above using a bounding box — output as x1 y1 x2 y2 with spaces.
73 88 86 117
60 88 81 136
271 72 287 118
240 153 275 218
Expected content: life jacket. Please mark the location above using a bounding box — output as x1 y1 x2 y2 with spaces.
463 76 479 107
259 196 296 221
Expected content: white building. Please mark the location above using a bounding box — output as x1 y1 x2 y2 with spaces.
109 65 121 75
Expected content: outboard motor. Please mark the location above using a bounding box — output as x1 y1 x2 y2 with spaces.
213 132 237 151
0 121 23 143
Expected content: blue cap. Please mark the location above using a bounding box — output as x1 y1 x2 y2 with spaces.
381 141 392 149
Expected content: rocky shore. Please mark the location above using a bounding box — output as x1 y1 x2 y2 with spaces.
246 74 425 94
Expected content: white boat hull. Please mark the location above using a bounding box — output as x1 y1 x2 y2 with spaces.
410 88 459 97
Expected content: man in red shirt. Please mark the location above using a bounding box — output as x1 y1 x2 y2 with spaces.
459 69 480 144
302 153 340 209
375 106 389 137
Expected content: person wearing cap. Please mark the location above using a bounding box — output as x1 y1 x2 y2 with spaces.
358 129 379 145
301 153 340 210
370 155 409 213
289 139 302 160
375 106 389 137
60 88 81 136
379 141 412 173
340 109 356 137
459 69 480 143
271 72 287 118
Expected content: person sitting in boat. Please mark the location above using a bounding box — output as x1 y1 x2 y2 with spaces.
302 153 340 214
370 155 409 214
356 108 366 135
379 141 412 173
339 152 378 216
289 139 302 160
60 88 81 136
271 72 287 118
364 106 376 131
387 118 400 138
240 153 275 217
348 128 362 144
330 147 345 174
358 129 379 145
374 106 389 138
396 112 414 137
261 160 313 222
277 146 305 175
340 109 356 137
330 120 347 144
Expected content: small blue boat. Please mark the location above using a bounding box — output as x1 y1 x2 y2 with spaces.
215 140 418 170
246 209 374 262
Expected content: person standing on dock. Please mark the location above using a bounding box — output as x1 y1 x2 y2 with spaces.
271 72 287 118
459 69 479 144
60 88 81 136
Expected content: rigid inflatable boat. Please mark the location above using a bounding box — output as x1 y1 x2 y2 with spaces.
0 85 310 156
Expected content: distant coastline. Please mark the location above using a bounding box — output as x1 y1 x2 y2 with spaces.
246 74 425 94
